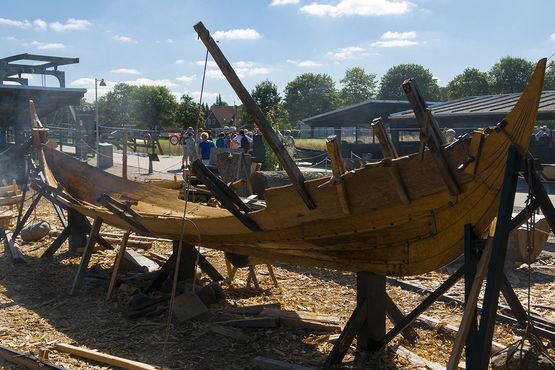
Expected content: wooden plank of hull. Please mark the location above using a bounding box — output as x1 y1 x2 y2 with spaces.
36 59 547 276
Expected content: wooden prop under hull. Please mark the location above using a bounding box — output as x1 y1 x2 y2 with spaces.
36 59 546 276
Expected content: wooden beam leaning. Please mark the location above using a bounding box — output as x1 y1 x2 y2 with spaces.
70 216 103 295
371 118 398 158
193 21 315 210
372 118 410 204
325 135 351 214
402 79 460 196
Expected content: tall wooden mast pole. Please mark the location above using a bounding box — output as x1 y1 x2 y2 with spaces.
193 21 316 210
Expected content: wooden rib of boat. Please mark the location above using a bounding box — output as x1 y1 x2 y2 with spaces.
33 59 546 276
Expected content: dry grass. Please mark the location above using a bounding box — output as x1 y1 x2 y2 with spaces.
295 138 327 151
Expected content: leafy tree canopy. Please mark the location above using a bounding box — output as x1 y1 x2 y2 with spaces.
339 67 377 105
544 60 555 91
446 68 490 99
98 83 178 129
215 94 229 106
252 80 281 116
488 56 534 94
378 64 441 101
284 73 339 126
176 94 203 129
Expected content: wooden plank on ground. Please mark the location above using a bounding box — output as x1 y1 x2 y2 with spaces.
259 308 341 332
220 317 279 328
210 325 251 343
54 343 158 370
0 344 66 370
226 303 281 315
394 345 444 370
124 249 159 272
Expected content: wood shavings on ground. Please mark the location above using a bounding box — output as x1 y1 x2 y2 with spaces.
0 196 555 368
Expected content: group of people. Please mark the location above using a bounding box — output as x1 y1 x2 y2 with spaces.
180 126 255 169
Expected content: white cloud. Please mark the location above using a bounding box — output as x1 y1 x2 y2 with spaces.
110 68 141 75
196 60 218 68
33 19 48 31
70 78 112 101
298 60 323 67
49 18 91 32
212 28 262 40
326 46 366 60
124 78 177 88
3 36 17 41
381 31 416 40
300 0 414 17
167 38 174 43
234 61 271 78
206 69 226 80
31 41 66 50
288 59 323 67
371 30 419 47
175 59 185 64
176 75 197 83
551 33 555 41
0 17 31 28
270 0 300 6
113 34 137 44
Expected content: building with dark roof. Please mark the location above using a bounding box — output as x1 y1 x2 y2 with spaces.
388 90 555 160
204 105 238 129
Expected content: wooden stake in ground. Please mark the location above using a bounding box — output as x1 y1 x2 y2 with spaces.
106 230 131 300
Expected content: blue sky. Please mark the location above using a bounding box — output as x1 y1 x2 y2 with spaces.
1 0 555 105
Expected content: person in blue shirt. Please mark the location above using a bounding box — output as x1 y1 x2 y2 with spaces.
216 132 226 148
197 132 215 165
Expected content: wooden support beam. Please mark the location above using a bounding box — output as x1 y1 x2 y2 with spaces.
447 238 493 370
382 158 410 204
357 272 385 351
106 230 131 300
70 216 102 295
41 226 71 257
193 21 315 210
384 294 418 343
402 79 460 195
10 193 42 242
325 135 351 214
371 118 398 158
477 147 520 368
1 227 26 264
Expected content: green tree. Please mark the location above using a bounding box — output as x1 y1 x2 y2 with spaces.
378 64 441 101
339 67 377 105
176 94 203 129
446 68 491 99
252 80 281 116
284 73 339 127
98 83 178 129
544 60 555 91
215 94 229 106
132 85 178 129
489 56 534 94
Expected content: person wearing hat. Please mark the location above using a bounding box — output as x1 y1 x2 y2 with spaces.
445 128 456 144
181 127 196 169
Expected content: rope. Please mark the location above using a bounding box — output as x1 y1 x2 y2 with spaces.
160 45 210 369
160 173 202 370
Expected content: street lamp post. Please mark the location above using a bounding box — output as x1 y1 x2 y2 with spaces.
95 78 106 165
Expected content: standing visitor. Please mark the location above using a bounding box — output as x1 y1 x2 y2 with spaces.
197 132 215 165
181 127 196 169
216 132 226 148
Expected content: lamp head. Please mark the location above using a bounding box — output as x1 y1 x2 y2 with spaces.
99 78 106 87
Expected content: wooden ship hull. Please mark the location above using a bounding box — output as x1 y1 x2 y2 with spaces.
35 59 546 276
